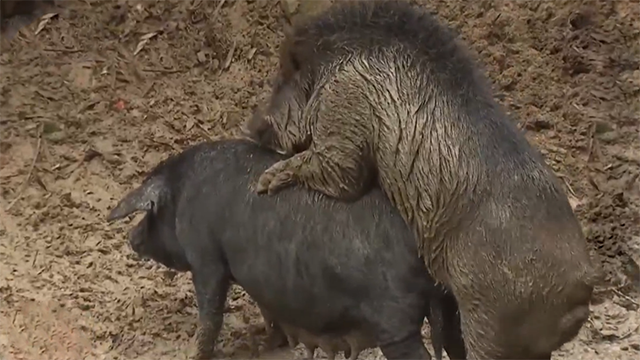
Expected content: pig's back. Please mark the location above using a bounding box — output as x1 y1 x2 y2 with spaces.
181 140 427 334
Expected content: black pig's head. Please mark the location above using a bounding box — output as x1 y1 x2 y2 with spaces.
107 176 190 272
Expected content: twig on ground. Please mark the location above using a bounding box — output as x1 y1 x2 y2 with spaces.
221 40 237 73
613 288 639 307
32 250 39 267
6 123 44 211
213 0 227 18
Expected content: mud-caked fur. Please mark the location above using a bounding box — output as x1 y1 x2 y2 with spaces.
106 139 465 360
244 1 598 358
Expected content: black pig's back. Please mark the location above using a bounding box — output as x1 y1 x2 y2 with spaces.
174 139 429 335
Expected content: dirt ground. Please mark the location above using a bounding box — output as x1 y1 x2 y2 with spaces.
0 1 639 359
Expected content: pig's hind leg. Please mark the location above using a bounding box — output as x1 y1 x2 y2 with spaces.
255 144 374 201
192 264 231 360
438 293 467 360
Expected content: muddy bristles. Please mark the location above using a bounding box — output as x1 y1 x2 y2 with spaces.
0 1 638 360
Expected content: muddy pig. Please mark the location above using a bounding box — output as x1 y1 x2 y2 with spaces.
106 139 466 360
243 1 597 359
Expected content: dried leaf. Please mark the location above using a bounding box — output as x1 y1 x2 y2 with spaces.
134 40 148 56
41 13 59 21
134 32 158 56
222 40 237 71
140 32 158 41
185 119 195 132
247 48 257 60
35 13 59 35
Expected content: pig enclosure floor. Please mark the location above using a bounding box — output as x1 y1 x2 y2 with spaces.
1 1 639 359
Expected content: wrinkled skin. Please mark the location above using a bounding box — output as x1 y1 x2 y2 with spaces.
244 1 598 359
107 139 464 360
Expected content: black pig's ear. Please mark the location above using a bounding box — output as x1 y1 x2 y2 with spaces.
106 177 166 222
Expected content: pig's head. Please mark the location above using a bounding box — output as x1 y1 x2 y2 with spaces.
106 176 190 272
242 23 313 156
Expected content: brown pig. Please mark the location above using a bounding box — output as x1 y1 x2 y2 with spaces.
243 1 598 359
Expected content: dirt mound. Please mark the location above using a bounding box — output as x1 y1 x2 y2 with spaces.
1 1 639 359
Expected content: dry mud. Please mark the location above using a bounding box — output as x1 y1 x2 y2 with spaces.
1 1 639 359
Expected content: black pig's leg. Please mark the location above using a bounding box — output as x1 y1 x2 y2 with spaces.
426 300 444 360
378 331 432 360
193 265 230 360
255 144 374 201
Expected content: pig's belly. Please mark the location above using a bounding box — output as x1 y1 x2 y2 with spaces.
228 250 371 335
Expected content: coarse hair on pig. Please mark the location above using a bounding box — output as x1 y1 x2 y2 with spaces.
244 1 598 359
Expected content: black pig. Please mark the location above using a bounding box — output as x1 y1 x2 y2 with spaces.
106 139 465 360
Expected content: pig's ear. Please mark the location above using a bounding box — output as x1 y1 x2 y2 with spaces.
106 177 165 222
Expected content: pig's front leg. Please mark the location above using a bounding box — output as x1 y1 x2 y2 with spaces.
193 266 230 360
255 155 299 195
255 144 374 201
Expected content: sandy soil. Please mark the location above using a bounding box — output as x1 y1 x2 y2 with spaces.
0 1 639 359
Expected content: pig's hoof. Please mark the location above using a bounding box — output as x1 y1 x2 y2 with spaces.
255 172 272 194
256 163 295 195
268 170 295 195
194 327 218 360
